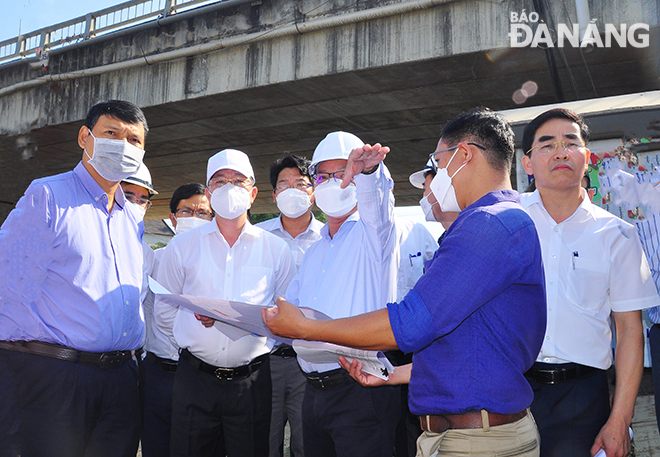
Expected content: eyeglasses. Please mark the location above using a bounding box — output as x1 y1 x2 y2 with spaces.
312 170 346 186
124 191 152 209
429 143 485 171
175 208 213 221
526 140 585 156
208 176 252 190
275 182 313 193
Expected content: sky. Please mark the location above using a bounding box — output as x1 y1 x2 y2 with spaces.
1 0 127 42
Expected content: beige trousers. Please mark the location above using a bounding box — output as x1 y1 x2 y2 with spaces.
416 410 540 457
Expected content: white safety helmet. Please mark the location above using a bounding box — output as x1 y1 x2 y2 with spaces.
409 159 435 189
309 131 364 176
122 162 158 195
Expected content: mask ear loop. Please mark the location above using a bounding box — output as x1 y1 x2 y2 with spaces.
84 128 95 161
445 146 467 179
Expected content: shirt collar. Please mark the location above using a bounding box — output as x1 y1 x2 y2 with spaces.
73 162 126 209
202 218 260 241
526 188 596 222
464 189 521 211
275 214 324 237
320 211 359 240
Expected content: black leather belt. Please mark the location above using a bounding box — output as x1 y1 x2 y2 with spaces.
271 344 297 359
305 368 353 390
525 362 601 385
0 340 140 370
180 349 267 381
146 351 178 372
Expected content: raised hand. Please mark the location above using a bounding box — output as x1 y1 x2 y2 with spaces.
341 143 390 188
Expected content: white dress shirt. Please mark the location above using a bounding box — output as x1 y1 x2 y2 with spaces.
256 214 324 272
287 164 398 373
154 220 296 368
521 189 660 369
394 218 438 302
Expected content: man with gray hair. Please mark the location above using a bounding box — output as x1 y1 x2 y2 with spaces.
155 148 295 457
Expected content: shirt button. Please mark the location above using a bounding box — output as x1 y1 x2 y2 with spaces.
548 307 553 312
322 270 326 273
551 254 556 259
544 358 550 362
554 227 558 232
546 335 551 340
549 281 554 286
222 347 226 351
330 244 334 248
125 301 129 305
123 332 127 337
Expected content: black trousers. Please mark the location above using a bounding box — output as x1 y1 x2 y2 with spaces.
302 371 400 457
141 354 177 457
170 352 272 457
0 348 141 457
529 369 610 457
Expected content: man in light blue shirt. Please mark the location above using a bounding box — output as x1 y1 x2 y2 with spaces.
0 100 148 457
285 131 401 457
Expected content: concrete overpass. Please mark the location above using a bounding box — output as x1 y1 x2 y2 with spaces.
1 0 659 221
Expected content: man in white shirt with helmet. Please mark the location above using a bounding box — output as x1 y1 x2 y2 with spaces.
285 132 401 457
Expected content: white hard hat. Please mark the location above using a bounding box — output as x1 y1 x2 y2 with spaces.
123 162 158 195
207 149 255 186
409 159 435 189
310 131 364 175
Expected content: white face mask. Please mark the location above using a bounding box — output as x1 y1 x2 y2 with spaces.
134 204 146 219
210 184 252 220
314 178 357 218
419 194 438 222
175 216 209 234
430 148 467 213
276 188 312 219
84 130 145 182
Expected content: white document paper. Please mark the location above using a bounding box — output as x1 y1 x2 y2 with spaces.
149 277 394 379
292 340 394 381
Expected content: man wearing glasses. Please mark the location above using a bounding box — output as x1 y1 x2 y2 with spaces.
264 109 547 457
256 154 324 457
155 149 296 457
278 131 402 457
520 108 659 457
168 182 213 234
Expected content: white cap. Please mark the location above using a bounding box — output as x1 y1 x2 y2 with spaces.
206 149 255 186
122 162 158 195
310 131 364 175
408 158 434 189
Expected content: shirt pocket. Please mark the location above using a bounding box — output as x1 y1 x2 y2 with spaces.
239 266 274 305
564 255 609 312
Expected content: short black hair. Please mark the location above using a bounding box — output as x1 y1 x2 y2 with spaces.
522 108 590 156
439 107 515 173
84 100 149 136
169 183 206 214
269 155 312 190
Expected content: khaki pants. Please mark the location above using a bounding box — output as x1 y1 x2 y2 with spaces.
416 410 540 457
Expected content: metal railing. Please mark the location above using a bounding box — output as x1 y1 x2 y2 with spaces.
0 0 222 64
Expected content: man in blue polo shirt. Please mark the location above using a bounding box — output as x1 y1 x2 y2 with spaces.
264 108 547 457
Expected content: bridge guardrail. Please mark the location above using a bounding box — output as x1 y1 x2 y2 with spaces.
0 0 221 65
